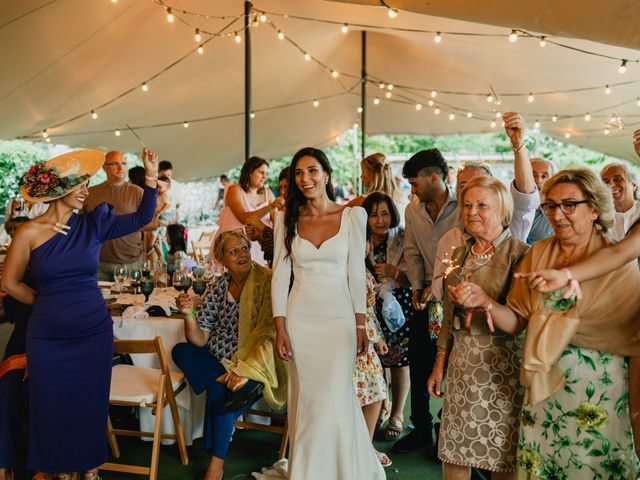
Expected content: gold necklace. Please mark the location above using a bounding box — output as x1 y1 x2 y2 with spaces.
469 243 494 267
53 222 71 235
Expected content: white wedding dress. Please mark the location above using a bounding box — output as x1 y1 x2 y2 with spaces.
272 207 385 480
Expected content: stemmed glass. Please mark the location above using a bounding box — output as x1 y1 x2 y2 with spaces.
140 277 155 303
192 278 207 296
203 264 214 284
141 259 152 278
130 269 142 295
192 263 205 281
113 265 128 293
173 271 188 294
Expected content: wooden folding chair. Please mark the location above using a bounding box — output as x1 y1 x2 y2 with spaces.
198 231 215 243
191 240 211 264
235 407 289 459
102 337 189 480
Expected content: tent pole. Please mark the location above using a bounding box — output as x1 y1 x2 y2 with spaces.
244 1 252 160
359 30 366 195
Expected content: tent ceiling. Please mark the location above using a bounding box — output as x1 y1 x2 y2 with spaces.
1 0 639 180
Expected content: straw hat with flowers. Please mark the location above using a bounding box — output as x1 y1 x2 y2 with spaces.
19 150 105 203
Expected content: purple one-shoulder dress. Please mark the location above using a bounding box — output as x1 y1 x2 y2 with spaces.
26 185 156 472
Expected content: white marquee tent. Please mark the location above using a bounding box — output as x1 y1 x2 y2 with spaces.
1 0 639 179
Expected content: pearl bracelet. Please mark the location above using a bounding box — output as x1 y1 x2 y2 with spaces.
356 325 366 330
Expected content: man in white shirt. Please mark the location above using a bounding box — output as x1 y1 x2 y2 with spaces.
600 162 640 241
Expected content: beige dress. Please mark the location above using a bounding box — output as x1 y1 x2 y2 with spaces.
437 228 529 472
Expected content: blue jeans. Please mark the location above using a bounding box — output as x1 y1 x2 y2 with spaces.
172 343 257 459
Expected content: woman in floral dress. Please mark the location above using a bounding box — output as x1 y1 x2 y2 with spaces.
457 169 640 479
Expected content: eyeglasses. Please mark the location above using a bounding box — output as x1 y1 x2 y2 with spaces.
225 245 250 257
541 200 589 215
104 162 127 167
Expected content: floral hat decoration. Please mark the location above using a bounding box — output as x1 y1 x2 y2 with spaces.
19 150 105 203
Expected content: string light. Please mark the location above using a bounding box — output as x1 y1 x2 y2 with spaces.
195 29 201 43
618 60 628 74
564 131 571 139
527 93 534 103
385 91 392 98
490 120 496 128
486 94 494 103
430 90 437 98
604 128 610 135
584 113 591 122
331 70 339 78
373 97 380 105
110 0 118 3
166 7 174 23
250 112 255 119
387 84 394 91
415 103 422 111
353 122 359 129
509 29 518 43
552 115 558 122
197 45 204 54
45 137 51 143
448 113 455 120
183 121 189 128
341 24 349 34
42 130 48 138
387 8 398 18
539 36 546 48
379 83 385 89
434 107 441 115
609 113 617 123
312 99 319 107
434 32 442 44
495 111 501 118
466 112 473 118
604 85 611 95
115 130 121 136
303 52 311 61
534 120 541 129
427 100 434 107
259 14 267 22
91 110 98 120
234 32 242 43
277 31 285 40
357 106 363 113
141 82 149 92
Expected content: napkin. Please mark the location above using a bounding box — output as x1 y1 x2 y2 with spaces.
121 305 149 322
251 459 288 479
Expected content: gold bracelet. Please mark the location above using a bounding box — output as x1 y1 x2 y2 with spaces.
437 348 448 356
511 142 526 154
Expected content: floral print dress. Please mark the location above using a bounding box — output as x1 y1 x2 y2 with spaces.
353 271 388 407
517 291 640 480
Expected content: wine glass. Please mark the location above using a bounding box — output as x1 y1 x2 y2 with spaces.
130 269 142 295
173 271 187 294
113 265 128 293
141 259 152 278
192 279 207 296
140 277 155 303
203 264 214 284
192 263 205 280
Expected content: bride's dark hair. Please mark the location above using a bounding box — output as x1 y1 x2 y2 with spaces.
284 147 336 256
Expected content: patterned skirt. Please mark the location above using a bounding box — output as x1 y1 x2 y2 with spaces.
517 345 639 480
439 330 524 472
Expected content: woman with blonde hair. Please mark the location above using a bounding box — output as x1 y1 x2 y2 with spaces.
349 153 408 215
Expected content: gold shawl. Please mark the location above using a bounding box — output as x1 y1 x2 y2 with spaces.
221 262 288 409
507 229 640 406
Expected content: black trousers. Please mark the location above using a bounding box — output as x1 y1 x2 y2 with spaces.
408 302 437 434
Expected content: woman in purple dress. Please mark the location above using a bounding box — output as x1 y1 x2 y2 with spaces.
2 148 158 480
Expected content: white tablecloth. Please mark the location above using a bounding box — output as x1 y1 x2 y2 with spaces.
113 315 205 445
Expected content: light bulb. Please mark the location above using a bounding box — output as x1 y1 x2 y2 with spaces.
430 90 437 98
331 70 339 78
552 115 558 122
539 36 546 48
234 32 242 43
434 32 442 44
45 137 51 143
91 110 98 120
304 52 311 61
466 112 473 118
387 84 394 91
166 8 174 23
183 121 189 128
584 113 591 122
341 24 349 34
415 103 422 111
385 91 392 98
357 106 363 113
388 8 398 18
312 99 319 107
434 107 441 115
534 120 541 129
259 14 267 22
527 93 534 103
197 46 204 54
609 114 617 124
486 94 494 103
495 111 501 118
509 29 518 43
604 85 611 95
449 113 455 120
195 29 201 42
618 60 628 74
564 132 571 139
250 112 255 119
604 128 610 135
353 122 359 129
141 82 149 92
490 121 496 128
110 0 118 3
427 100 434 107
373 97 380 105
42 130 48 138
379 83 385 89
277 31 285 40
115 130 121 136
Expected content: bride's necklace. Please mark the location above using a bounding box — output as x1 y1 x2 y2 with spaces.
468 242 494 267
53 222 71 235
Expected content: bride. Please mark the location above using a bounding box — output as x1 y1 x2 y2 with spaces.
271 147 385 479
